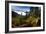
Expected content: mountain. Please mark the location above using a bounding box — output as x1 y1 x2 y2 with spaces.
12 11 19 17
29 7 41 17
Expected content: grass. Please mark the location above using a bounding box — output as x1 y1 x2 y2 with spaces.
12 15 41 28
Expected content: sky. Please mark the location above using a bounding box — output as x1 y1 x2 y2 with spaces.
11 6 32 16
11 6 32 12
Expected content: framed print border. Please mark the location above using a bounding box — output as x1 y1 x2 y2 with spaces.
5 1 45 33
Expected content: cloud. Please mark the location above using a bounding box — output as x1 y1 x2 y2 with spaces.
11 6 32 12
15 11 26 16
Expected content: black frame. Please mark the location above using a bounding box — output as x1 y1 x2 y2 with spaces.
5 1 45 33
